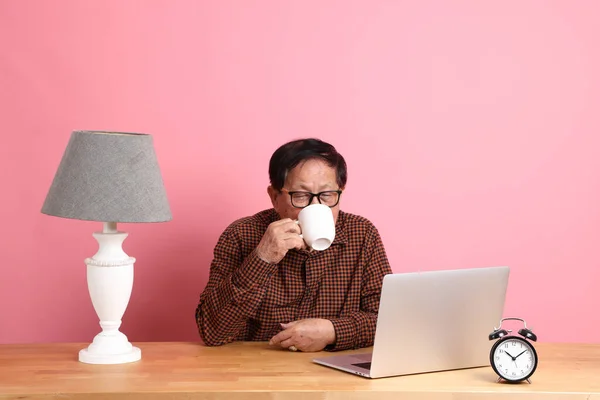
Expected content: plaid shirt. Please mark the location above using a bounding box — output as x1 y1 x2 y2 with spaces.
195 208 392 351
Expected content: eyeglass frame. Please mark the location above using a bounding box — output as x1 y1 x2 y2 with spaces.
280 188 343 209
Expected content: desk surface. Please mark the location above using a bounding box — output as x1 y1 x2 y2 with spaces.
0 342 599 399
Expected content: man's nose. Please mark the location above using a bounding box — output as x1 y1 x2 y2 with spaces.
310 195 320 205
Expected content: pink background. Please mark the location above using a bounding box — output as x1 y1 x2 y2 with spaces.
1 1 599 344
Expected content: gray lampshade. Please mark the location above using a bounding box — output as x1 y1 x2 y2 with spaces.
42 130 172 223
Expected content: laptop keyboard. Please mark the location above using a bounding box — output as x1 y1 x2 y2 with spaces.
351 361 372 370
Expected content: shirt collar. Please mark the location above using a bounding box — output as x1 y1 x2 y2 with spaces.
332 210 348 246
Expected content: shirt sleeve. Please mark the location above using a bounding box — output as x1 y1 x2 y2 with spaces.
327 224 392 351
195 226 277 346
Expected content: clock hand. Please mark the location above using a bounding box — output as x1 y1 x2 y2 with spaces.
504 351 517 361
514 350 527 359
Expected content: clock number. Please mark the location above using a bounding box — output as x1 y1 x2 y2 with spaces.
512 342 517 347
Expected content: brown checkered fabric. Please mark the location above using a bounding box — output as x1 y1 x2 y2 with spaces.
195 208 392 351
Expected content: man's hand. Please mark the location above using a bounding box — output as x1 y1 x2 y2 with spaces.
256 218 305 264
269 318 336 352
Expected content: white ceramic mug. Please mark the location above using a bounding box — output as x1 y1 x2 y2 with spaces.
297 204 336 251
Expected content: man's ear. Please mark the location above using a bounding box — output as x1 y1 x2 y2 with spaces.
267 186 278 207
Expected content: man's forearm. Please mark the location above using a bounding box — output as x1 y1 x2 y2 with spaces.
196 277 260 346
328 311 377 351
196 250 278 346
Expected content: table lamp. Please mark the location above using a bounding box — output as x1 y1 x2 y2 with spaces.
41 130 172 364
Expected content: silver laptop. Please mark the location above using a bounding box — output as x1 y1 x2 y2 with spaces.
313 266 510 379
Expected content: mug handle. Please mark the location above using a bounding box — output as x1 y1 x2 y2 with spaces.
295 220 303 239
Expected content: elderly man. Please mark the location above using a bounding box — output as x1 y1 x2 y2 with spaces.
195 138 392 352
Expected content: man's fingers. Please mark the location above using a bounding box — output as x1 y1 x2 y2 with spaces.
280 338 296 349
270 218 294 226
269 329 293 346
271 320 303 346
283 234 306 250
282 221 301 234
270 219 300 232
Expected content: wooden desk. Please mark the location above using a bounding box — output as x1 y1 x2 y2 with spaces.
0 342 599 399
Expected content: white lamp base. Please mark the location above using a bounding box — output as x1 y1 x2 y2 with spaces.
79 346 141 364
79 222 141 364
78 328 141 364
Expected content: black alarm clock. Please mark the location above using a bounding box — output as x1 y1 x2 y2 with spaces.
489 317 538 383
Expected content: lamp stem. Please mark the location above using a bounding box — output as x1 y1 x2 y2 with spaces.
103 221 118 233
78 223 140 364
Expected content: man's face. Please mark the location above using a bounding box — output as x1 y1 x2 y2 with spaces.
268 158 343 222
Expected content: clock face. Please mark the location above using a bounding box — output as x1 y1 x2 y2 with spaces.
491 337 537 382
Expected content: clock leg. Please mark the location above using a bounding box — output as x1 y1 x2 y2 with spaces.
526 378 532 384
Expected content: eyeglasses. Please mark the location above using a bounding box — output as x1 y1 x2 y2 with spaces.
281 189 342 208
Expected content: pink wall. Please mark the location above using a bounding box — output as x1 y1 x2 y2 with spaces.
1 1 599 344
